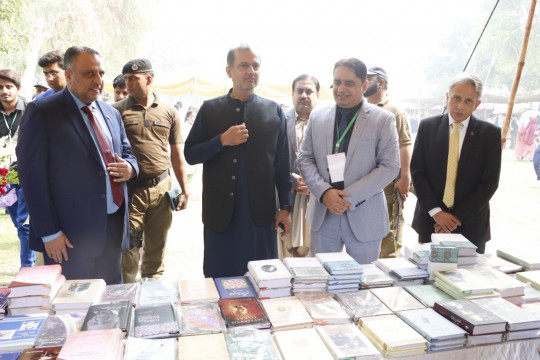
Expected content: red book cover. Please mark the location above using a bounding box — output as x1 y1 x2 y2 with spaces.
9 265 62 288
218 297 270 328
58 328 123 360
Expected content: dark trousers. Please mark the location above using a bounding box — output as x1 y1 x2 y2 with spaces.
7 184 35 268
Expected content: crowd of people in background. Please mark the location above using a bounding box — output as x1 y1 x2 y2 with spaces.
0 43 538 284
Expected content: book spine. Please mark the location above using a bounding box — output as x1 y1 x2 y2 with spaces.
433 303 475 335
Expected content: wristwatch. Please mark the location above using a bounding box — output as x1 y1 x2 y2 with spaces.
281 205 291 212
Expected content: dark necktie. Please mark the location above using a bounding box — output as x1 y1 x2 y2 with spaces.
81 105 123 207
337 108 353 152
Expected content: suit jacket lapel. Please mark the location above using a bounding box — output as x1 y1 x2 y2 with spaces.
345 102 368 168
286 108 297 156
458 115 478 172
326 105 336 155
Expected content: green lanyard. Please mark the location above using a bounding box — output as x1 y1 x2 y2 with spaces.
2 111 17 137
334 109 360 153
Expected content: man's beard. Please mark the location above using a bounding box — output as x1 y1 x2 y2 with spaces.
364 82 378 97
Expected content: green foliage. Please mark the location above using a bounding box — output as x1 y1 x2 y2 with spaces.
0 0 31 54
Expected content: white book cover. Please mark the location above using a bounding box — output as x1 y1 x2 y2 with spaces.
274 328 334 360
472 297 540 331
297 293 350 325
315 252 355 264
247 259 292 289
375 257 418 274
396 308 467 342
52 279 106 310
467 266 525 297
316 323 381 360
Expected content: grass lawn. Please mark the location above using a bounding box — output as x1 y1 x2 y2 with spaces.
0 212 20 286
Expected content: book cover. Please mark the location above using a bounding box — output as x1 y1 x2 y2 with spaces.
225 330 282 360
8 265 62 289
359 314 428 352
247 259 292 289
323 260 363 275
434 268 494 296
133 304 179 338
98 283 139 304
297 293 350 325
58 328 123 360
8 277 65 309
219 297 270 329
396 308 467 342
177 333 230 360
0 287 10 312
360 264 394 288
80 300 132 333
18 346 62 360
375 257 418 274
404 284 454 308
468 266 525 297
404 243 431 265
433 299 507 335
0 352 21 360
473 253 523 273
273 328 334 360
429 245 459 263
471 297 540 331
124 337 177 360
283 257 330 281
261 296 313 331
214 276 257 299
136 279 179 306
370 286 426 312
497 248 540 271
0 316 46 352
390 267 429 280
33 314 77 348
316 323 381 360
178 302 226 335
52 279 106 310
334 290 393 320
179 277 220 305
9 273 65 299
315 252 355 264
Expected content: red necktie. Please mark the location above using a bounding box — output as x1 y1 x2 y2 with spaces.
81 105 124 207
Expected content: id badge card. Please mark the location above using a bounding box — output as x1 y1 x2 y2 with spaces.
327 152 346 183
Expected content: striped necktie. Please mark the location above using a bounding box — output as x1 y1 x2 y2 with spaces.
442 122 462 208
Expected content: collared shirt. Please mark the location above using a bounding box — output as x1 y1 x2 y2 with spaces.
0 98 26 138
294 111 308 158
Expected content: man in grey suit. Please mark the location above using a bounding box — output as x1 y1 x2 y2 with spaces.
278 74 320 259
297 58 400 264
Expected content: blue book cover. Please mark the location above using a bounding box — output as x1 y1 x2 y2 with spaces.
214 276 257 299
0 352 21 360
397 308 467 342
323 261 363 275
0 316 46 351
430 245 459 263
390 267 429 280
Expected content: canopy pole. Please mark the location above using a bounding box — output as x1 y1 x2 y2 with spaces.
501 0 537 149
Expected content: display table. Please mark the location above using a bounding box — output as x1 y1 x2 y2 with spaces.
383 338 540 360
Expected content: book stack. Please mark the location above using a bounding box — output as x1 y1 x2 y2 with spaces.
52 279 106 314
497 247 540 271
375 257 425 287
467 253 523 274
57 328 124 360
359 314 428 357
316 323 381 360
225 330 282 360
7 265 65 316
433 268 497 300
283 257 330 295
334 289 392 323
434 299 507 346
468 266 526 305
247 259 292 299
0 287 9 319
214 275 257 299
472 297 540 341
0 315 47 353
431 233 478 266
316 252 363 293
370 286 426 313
403 243 431 269
273 328 334 360
404 284 454 308
261 296 313 331
359 264 394 289
179 277 220 305
137 279 179 307
397 308 467 352
426 243 459 281
178 302 226 336
219 297 271 330
297 293 350 325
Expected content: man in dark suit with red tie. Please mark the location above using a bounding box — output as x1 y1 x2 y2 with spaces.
16 46 139 283
411 73 501 254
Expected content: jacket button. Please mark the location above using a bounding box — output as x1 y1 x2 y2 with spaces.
232 176 236 180
99 171 104 176
236 108 241 112
229 192 234 197
100 194 106 199
232 158 237 163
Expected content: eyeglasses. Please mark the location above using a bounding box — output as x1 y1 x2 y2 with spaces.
44 70 62 79
295 88 317 95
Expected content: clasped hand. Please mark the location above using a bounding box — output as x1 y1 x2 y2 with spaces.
433 211 462 233
220 123 249 146
322 189 351 215
107 153 135 182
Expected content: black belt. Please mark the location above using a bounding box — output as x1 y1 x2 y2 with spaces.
128 169 169 188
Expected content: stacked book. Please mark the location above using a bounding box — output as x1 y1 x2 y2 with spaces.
375 257 425 287
433 268 497 300
334 289 392 323
359 314 428 357
57 328 124 360
468 266 526 305
178 302 225 336
472 297 540 341
404 284 454 308
315 252 363 293
403 243 431 269
298 293 350 325
0 315 47 353
261 296 313 331
218 297 271 330
97 282 140 304
214 275 257 299
370 286 426 313
247 258 292 299
426 243 458 280
282 257 330 295
397 308 467 352
497 247 540 271
434 299 507 346
315 323 381 360
359 263 394 289
136 278 179 307
179 277 219 305
516 269 540 291
52 279 106 314
467 253 523 274
7 265 65 316
225 330 282 359
431 233 478 266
